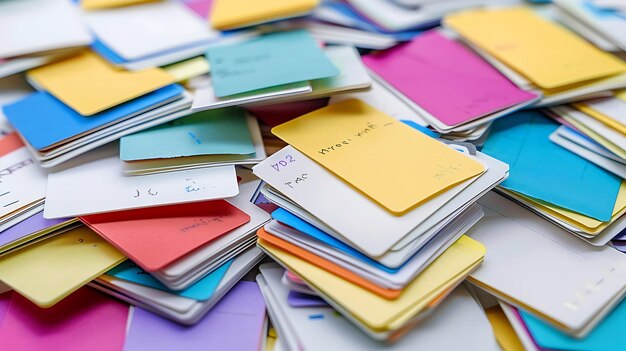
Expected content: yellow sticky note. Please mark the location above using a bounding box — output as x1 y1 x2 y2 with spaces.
485 306 526 351
445 7 626 90
28 51 175 116
211 0 319 30
272 99 485 214
575 90 626 135
512 181 626 234
259 235 485 331
82 0 156 9
0 226 125 307
163 56 210 82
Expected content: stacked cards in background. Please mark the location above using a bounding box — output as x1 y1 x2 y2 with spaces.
257 263 499 350
467 192 626 337
363 30 540 133
193 45 370 110
345 0 508 32
554 0 626 52
210 0 320 30
120 107 266 175
481 110 626 245
0 133 47 230
90 247 264 324
0 0 92 78
445 7 626 105
251 98 510 339
192 30 345 111
85 0 222 70
3 51 192 167
547 92 626 179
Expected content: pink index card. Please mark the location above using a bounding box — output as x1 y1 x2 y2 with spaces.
363 30 538 127
0 288 129 351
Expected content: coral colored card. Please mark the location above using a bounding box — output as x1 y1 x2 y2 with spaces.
81 200 250 271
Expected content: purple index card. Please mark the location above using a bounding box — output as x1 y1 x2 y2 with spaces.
287 290 328 308
124 281 266 351
0 212 70 248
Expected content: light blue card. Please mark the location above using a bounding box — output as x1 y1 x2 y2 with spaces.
120 107 255 161
207 30 339 97
271 208 401 273
481 110 620 221
107 259 233 301
520 298 626 351
3 84 183 150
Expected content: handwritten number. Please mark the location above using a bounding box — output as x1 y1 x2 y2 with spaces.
272 155 296 172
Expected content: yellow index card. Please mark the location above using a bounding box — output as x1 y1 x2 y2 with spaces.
0 226 125 308
485 306 526 351
82 0 156 10
445 7 626 90
210 0 319 30
163 56 210 82
27 51 175 116
271 99 485 214
575 90 626 135
259 235 485 331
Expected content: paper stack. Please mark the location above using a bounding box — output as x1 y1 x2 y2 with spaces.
445 6 626 106
481 110 626 246
192 31 370 112
0 0 92 78
3 51 192 167
251 98 508 340
554 0 626 52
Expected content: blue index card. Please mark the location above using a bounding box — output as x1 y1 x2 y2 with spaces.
481 110 620 221
207 30 339 97
3 84 183 151
120 107 255 161
107 259 233 301
271 208 401 273
520 298 626 351
401 120 440 138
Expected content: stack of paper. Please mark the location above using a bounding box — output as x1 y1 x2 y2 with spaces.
481 110 626 245
119 108 266 175
554 0 626 52
445 7 626 106
547 92 626 179
363 29 540 134
192 31 371 111
84 0 222 70
0 133 48 230
82 178 270 323
251 98 509 339
257 263 499 350
345 0 511 33
3 51 192 167
0 0 92 78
